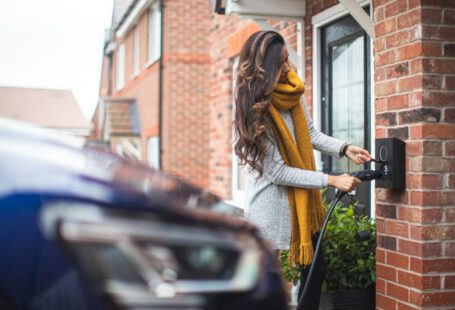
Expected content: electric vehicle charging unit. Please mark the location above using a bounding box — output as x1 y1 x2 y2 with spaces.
296 159 389 310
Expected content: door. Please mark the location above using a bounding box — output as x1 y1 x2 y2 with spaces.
320 12 371 214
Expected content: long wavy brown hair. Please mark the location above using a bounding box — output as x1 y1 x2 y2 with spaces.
233 30 286 178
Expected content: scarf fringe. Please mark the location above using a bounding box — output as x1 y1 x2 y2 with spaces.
289 242 314 266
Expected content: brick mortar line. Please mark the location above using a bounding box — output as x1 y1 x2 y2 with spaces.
377 232 455 245
374 67 455 77
377 262 455 278
377 216 444 225
406 171 450 175
376 106 448 113
373 33 454 51
378 263 455 278
375 293 419 310
375 54 455 66
377 292 455 309
375 120 455 123
381 247 455 264
409 287 455 293
376 220 443 227
389 138 455 142
376 202 454 209
376 205 444 210
375 72 422 82
421 89 455 93
375 3 455 9
379 6 455 24
399 121 455 126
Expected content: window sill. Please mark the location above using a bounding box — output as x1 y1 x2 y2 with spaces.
143 55 160 69
223 199 244 209
130 71 140 80
115 84 124 92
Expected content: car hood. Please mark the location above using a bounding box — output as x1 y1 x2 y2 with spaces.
0 118 220 208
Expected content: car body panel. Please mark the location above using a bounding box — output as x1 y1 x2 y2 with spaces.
0 118 287 310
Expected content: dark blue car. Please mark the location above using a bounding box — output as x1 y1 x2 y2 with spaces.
0 119 287 310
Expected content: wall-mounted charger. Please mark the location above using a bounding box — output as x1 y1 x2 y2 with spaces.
375 138 406 190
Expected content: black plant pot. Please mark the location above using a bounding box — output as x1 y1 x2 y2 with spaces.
319 287 375 310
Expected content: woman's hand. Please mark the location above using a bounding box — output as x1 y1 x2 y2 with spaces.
346 145 371 164
328 174 362 192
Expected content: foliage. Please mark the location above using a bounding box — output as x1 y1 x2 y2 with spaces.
279 248 301 286
278 190 376 291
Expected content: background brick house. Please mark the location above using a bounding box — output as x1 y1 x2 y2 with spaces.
93 0 455 308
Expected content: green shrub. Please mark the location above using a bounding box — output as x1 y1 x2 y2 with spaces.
279 191 376 291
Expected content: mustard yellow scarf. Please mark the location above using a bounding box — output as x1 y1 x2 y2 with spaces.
268 69 326 266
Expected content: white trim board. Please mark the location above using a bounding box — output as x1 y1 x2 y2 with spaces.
312 0 371 27
338 0 375 38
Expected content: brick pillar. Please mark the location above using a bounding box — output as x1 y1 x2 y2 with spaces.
374 1 455 309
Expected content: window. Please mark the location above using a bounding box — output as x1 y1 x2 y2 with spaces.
147 2 161 63
147 136 160 169
231 57 247 208
133 26 139 75
116 44 125 90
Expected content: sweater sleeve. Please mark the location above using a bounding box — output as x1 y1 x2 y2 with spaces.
262 132 328 189
301 97 346 158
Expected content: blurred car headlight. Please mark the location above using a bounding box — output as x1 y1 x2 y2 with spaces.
43 204 262 309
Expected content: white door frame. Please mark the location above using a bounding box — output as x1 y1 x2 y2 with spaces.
311 0 376 216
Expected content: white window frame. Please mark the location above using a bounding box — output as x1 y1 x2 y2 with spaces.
228 57 247 208
311 0 375 215
133 26 140 76
146 1 161 67
147 136 160 170
116 44 125 90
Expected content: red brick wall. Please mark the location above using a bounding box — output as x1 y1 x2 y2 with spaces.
99 55 110 98
125 29 134 80
374 1 455 309
90 104 101 140
160 0 212 188
207 15 250 198
110 9 160 161
138 11 149 68
112 51 118 96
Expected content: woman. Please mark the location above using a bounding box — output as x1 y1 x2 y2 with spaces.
233 30 371 309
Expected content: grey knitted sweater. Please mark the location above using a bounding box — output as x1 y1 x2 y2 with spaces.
243 97 346 250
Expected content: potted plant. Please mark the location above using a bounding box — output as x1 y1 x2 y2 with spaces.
279 191 376 309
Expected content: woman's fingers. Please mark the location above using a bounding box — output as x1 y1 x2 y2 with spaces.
335 174 362 192
347 146 372 164
329 174 363 192
349 177 361 191
359 149 372 162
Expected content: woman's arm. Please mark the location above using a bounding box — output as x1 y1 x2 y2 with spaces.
301 97 346 158
262 131 362 192
263 132 361 192
262 132 328 189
